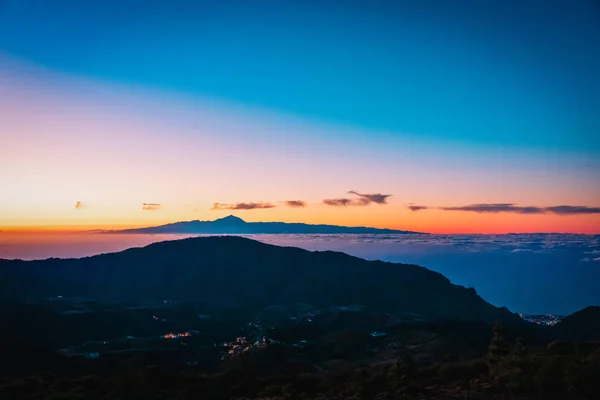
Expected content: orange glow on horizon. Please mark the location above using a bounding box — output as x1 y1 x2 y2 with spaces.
2 209 599 235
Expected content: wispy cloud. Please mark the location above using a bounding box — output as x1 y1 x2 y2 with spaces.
440 204 545 214
406 203 600 215
580 257 600 262
323 191 392 207
212 202 276 210
348 191 392 205
323 198 354 207
285 200 306 208
545 206 600 215
142 203 162 211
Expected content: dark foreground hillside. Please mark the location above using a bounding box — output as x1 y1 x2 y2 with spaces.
553 306 600 341
1 237 599 399
1 324 600 400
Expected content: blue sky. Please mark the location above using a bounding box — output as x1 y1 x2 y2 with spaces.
1 0 599 152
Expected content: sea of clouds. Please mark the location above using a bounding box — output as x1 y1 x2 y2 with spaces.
248 233 600 316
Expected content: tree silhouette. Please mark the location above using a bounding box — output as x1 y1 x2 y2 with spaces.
488 322 510 365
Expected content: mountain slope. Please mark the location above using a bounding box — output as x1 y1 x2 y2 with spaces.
553 306 600 340
110 215 423 234
0 236 517 324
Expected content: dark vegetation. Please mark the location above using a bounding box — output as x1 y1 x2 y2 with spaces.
2 325 600 400
1 237 599 399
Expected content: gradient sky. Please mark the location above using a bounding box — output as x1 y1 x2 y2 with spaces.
1 0 599 233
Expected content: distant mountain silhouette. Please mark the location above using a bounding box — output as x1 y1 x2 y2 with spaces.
0 236 517 325
108 215 423 234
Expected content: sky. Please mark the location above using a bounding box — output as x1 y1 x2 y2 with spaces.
1 0 600 234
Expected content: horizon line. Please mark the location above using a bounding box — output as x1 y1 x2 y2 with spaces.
2 215 599 236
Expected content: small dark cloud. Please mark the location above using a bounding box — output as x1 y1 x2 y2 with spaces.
440 203 545 214
323 198 354 207
545 205 600 215
142 203 162 211
323 191 392 207
408 205 428 212
348 191 391 205
75 201 84 209
435 203 600 215
212 202 275 210
285 200 306 208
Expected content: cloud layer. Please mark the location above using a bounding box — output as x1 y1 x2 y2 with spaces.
212 202 276 210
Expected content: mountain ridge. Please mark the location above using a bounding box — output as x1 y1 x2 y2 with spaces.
104 215 424 234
